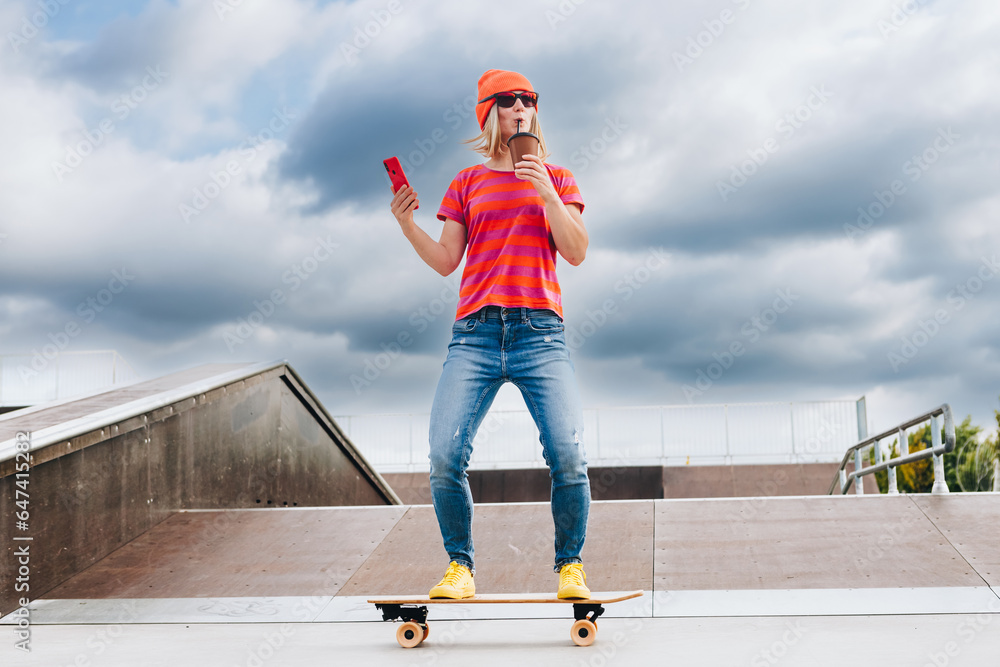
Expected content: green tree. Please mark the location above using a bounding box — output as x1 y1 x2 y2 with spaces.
869 414 988 493
869 432 933 494
953 397 999 492
994 398 1000 491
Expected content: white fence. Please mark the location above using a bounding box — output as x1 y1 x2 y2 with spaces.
335 398 865 473
0 350 139 407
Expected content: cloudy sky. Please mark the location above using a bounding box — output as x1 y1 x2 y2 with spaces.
1 0 998 441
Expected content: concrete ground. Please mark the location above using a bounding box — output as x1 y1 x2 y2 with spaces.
4 612 1000 666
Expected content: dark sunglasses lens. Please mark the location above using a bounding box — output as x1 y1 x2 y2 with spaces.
493 93 536 108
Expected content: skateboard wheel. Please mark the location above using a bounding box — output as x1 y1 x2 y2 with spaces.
571 619 597 647
423 624 430 640
396 621 425 648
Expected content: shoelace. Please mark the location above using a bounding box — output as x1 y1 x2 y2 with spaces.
561 565 584 586
442 563 465 586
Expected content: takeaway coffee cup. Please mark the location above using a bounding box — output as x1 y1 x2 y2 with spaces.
507 129 539 170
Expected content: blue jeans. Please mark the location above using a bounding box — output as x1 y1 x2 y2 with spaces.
428 306 590 574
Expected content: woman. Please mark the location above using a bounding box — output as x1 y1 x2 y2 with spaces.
389 69 591 600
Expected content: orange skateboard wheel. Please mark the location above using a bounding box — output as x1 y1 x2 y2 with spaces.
396 621 425 648
571 618 597 646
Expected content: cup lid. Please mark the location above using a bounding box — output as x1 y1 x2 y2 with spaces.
507 131 539 145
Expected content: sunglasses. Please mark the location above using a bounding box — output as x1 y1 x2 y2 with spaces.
478 91 539 108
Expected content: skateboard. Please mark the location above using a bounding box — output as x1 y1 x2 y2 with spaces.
368 591 644 647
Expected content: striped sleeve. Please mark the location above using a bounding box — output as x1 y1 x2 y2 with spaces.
437 173 466 225
548 165 585 213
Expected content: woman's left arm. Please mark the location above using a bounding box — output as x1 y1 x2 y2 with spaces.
516 155 588 265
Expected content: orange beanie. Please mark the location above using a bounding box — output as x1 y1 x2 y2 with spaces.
475 69 536 130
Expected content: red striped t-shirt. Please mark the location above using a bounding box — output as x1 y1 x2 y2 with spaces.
437 164 584 320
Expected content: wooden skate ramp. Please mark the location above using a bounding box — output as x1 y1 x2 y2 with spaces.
33 494 999 604
45 507 408 599
0 361 397 617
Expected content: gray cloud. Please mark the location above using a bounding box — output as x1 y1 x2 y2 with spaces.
1 0 998 437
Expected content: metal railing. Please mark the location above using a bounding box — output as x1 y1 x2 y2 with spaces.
828 404 955 495
0 350 138 406
336 398 865 473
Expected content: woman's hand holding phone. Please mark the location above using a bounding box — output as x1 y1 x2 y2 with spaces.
385 156 420 228
390 183 420 228
384 157 417 206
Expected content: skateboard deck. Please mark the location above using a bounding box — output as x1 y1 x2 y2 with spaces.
368 591 643 647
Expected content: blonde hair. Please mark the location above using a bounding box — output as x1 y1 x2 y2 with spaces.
464 104 549 161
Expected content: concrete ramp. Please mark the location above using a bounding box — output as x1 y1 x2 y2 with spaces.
0 361 398 617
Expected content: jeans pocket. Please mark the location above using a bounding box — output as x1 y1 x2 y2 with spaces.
452 317 479 333
527 315 564 333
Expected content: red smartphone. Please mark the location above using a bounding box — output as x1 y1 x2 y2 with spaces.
383 157 418 209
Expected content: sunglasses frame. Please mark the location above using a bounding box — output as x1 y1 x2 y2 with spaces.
477 91 539 108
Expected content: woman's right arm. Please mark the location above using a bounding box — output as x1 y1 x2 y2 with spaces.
391 185 467 276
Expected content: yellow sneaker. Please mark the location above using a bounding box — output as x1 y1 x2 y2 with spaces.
557 563 591 599
429 561 475 599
